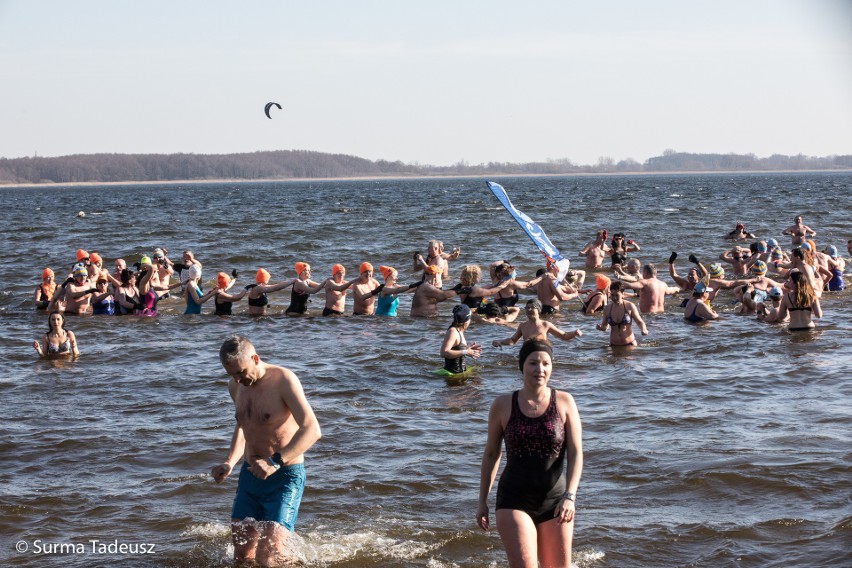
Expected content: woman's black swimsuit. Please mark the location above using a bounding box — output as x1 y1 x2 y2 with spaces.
495 291 519 308
581 292 602 314
285 289 310 314
245 284 268 307
215 298 233 315
444 335 467 374
496 389 567 525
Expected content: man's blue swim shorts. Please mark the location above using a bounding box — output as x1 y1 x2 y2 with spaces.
231 456 305 531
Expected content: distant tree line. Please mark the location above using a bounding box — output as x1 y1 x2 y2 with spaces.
0 149 849 184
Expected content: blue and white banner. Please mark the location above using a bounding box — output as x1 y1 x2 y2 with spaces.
485 181 570 286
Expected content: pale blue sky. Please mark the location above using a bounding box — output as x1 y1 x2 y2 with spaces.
1 0 850 165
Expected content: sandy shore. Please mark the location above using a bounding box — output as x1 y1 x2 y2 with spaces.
2 169 850 189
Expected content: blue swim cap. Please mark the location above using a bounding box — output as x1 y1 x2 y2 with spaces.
800 242 811 251
693 282 708 294
825 245 838 258
766 238 778 247
768 286 783 298
757 242 768 253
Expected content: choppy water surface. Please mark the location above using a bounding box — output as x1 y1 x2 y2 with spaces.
1 173 850 567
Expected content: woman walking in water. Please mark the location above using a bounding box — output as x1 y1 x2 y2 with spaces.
477 340 583 568
439 304 482 374
597 280 647 347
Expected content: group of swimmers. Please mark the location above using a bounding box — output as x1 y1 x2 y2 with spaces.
32 221 848 362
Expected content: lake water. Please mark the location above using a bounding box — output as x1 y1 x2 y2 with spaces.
0 173 850 567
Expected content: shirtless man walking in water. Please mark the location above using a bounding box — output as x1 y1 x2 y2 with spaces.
579 230 611 270
211 336 321 567
782 215 816 247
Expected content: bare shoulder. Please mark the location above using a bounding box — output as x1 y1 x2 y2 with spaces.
269 364 300 388
490 393 513 417
555 390 578 413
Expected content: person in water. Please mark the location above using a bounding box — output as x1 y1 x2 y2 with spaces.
617 263 680 314
413 240 460 288
683 282 718 323
492 299 582 348
489 260 535 308
477 340 583 568
440 304 482 374
409 280 461 317
373 266 420 317
667 252 701 293
183 264 218 315
782 215 817 247
718 245 754 277
531 263 578 315
350 262 382 315
90 277 115 315
86 252 110 284
597 281 648 347
579 229 610 269
34 268 56 310
724 222 756 241
756 287 787 324
285 262 326 316
213 272 247 316
456 264 514 315
612 258 642 282
246 269 295 316
62 264 98 315
579 274 610 316
319 264 353 316
608 233 640 269
33 311 79 359
823 245 845 291
211 335 321 567
778 270 823 331
175 249 203 289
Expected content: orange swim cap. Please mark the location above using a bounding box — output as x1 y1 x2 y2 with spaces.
379 265 394 280
89 252 102 264
360 262 373 274
76 249 89 261
424 264 442 275
216 272 230 289
294 262 309 277
332 264 345 276
42 268 54 280
256 268 270 284
596 274 611 291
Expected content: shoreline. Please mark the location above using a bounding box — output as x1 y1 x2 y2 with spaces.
2 168 851 189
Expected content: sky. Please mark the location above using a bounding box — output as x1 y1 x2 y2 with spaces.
1 1 850 166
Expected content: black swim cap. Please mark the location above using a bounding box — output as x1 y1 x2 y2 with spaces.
518 339 554 371
452 304 471 324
